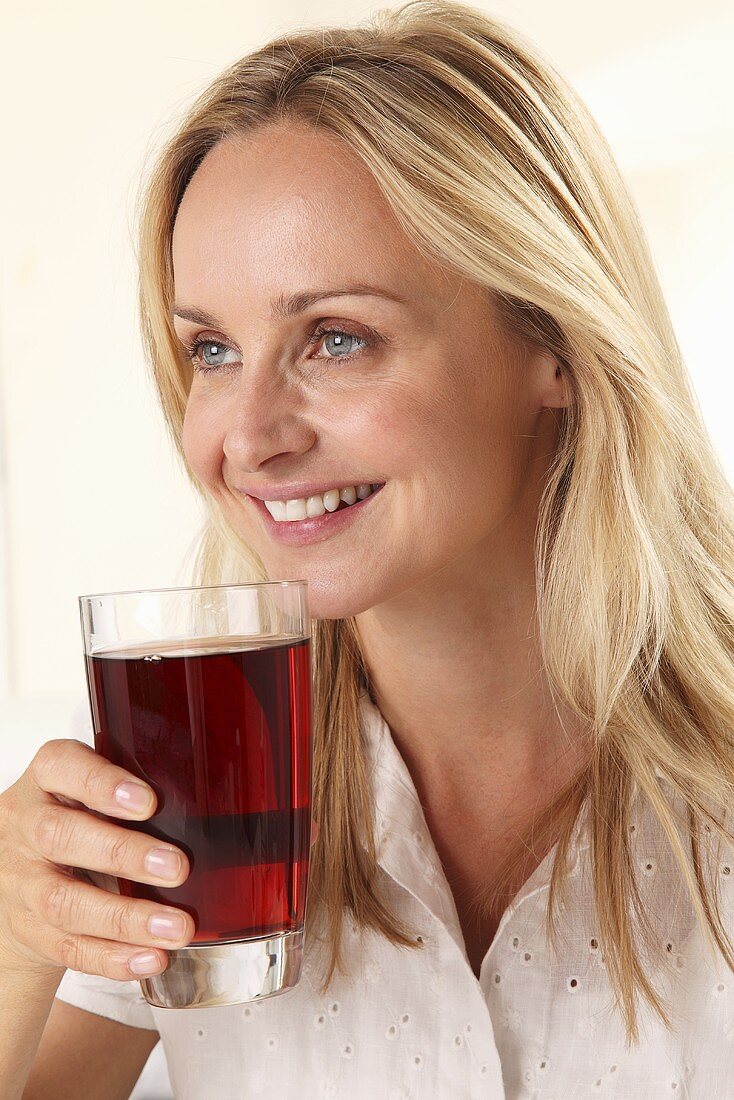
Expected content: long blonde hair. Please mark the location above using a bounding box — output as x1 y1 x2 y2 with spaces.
134 0 734 1046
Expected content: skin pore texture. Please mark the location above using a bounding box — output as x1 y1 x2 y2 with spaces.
174 120 592 976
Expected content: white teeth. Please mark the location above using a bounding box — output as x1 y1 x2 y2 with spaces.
266 500 287 520
285 499 307 520
264 483 381 522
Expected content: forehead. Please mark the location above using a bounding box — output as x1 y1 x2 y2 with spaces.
171 123 456 315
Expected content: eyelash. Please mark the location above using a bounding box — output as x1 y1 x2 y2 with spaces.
179 324 372 376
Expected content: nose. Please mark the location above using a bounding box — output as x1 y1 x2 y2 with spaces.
221 363 315 473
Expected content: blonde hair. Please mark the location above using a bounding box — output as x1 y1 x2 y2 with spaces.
135 0 734 1046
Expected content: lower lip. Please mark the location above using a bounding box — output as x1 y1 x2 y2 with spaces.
247 484 387 546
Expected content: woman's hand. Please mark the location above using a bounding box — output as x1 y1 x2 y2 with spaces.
0 738 198 982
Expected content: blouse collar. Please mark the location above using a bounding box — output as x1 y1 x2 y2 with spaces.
358 689 591 957
357 689 674 964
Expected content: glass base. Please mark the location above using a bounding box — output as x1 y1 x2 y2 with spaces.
139 928 304 1010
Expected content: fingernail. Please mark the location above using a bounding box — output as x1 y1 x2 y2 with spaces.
145 847 183 881
148 912 187 940
129 950 162 975
115 782 153 813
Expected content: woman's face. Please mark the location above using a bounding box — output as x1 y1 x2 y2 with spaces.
174 121 563 619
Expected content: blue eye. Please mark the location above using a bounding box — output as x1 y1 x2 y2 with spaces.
180 324 372 376
187 340 239 373
313 328 368 361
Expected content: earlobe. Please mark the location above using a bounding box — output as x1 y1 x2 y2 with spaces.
543 357 571 410
529 347 569 408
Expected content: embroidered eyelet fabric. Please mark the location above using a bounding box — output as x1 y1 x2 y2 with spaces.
55 690 734 1099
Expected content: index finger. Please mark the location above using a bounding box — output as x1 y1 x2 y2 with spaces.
28 739 157 820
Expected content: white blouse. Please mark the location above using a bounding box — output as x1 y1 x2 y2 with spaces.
55 689 734 1098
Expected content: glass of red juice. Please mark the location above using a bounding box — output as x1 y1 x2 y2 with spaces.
78 581 311 1010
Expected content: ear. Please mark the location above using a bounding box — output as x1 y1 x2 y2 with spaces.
531 350 571 410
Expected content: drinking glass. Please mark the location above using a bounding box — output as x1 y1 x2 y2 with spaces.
78 581 312 1010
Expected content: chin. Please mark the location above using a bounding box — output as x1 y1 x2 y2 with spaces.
268 566 382 622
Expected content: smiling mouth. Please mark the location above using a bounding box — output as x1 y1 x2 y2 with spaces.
262 483 384 522
247 481 387 543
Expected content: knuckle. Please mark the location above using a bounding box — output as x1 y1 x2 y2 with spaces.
110 898 137 943
78 759 109 804
40 878 73 927
9 900 35 945
107 830 134 874
56 932 85 972
31 739 68 779
33 807 74 859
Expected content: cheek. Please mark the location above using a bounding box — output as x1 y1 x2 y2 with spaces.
182 399 222 487
358 383 441 467
422 376 530 529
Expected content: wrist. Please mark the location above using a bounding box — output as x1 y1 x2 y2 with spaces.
0 943 66 992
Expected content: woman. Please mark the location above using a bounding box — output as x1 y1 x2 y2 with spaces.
3 1 734 1096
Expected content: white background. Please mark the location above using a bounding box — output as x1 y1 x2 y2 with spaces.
1 2 732 1095
2 0 733 731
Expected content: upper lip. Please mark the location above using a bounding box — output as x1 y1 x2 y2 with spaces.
241 481 385 502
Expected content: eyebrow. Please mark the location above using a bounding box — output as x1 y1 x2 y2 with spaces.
172 284 408 326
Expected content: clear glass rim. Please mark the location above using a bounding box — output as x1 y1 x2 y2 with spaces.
78 579 308 603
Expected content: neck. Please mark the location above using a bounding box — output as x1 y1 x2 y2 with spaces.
353 518 591 818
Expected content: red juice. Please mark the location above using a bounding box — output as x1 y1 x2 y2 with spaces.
85 635 311 944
